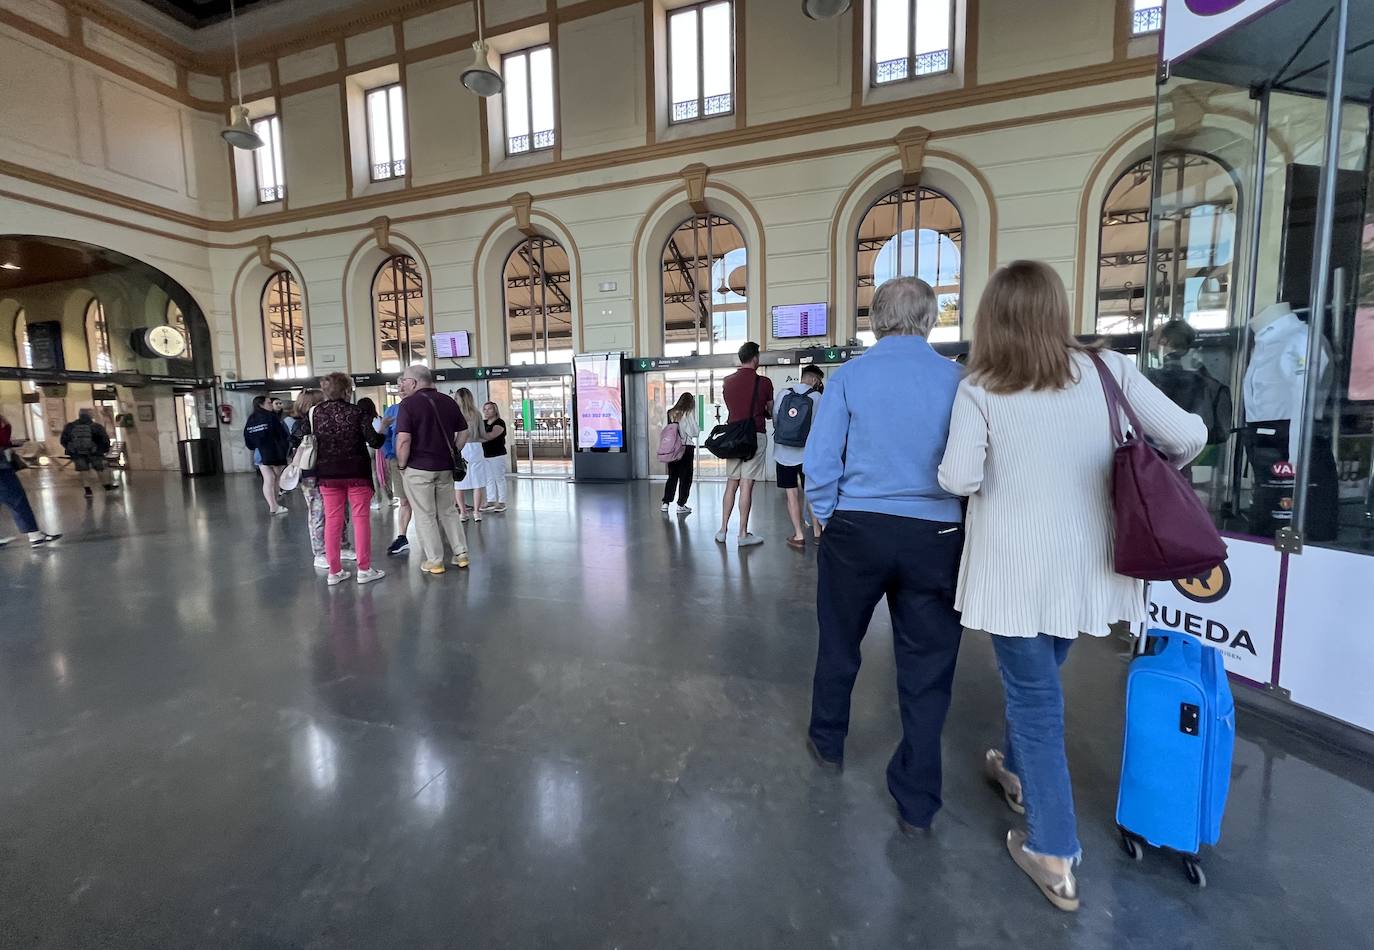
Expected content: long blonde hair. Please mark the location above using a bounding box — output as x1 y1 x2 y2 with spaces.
967 260 1089 394
456 387 480 420
293 388 325 418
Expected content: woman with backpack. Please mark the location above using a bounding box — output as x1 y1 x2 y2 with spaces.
659 392 699 515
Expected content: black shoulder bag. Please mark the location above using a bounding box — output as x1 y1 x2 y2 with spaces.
705 374 762 460
424 392 467 482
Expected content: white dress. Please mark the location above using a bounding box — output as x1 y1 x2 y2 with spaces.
937 350 1207 640
456 439 486 491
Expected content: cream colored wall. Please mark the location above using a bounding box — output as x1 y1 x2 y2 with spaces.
0 22 231 219
279 85 349 209
977 0 1115 84
557 5 647 160
404 51 486 187
745 1 852 125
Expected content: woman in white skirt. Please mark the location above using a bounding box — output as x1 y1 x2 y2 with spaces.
454 388 487 523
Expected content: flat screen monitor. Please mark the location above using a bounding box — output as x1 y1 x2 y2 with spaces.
432 330 471 359
772 302 828 339
573 353 625 450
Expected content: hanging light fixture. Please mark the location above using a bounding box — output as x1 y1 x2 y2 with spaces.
221 0 265 150
802 0 851 19
461 0 503 98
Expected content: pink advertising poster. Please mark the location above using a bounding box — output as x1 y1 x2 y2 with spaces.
1352 221 1374 400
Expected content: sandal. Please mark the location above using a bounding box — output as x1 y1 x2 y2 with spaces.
1006 831 1079 912
984 749 1026 815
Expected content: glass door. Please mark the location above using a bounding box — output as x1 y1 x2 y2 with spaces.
644 369 733 481
495 375 573 476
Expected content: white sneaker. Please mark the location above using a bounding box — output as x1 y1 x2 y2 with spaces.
738 533 764 547
676 506 692 515
0 536 12 547
355 567 386 585
389 497 400 508
660 503 669 512
327 570 351 586
370 501 382 511
313 555 329 570
714 530 728 544
341 548 358 561
272 506 289 516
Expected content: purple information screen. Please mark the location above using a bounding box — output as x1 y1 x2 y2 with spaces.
771 303 828 339
432 331 470 359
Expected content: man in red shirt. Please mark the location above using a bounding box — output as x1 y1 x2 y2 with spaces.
716 341 774 547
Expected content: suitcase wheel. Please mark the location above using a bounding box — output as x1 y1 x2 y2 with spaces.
1118 829 1144 861
1182 856 1207 888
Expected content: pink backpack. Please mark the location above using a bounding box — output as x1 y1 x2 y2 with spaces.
657 419 685 463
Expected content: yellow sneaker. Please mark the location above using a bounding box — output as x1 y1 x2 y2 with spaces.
421 561 446 575
452 553 470 569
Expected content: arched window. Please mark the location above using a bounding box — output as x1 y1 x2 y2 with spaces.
13 308 45 443
1096 152 1236 335
503 237 572 365
661 213 747 357
373 255 426 372
855 186 962 345
85 298 113 373
262 271 309 379
166 299 191 362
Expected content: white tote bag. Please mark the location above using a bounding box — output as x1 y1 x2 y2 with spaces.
278 405 317 492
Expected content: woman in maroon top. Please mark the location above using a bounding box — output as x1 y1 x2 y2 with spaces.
298 373 386 585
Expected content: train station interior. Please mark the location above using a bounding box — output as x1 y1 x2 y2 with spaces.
1 0 1373 946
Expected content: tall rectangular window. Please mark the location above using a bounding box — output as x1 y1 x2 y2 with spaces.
365 84 407 181
872 0 952 86
253 115 285 204
503 46 556 156
1131 0 1163 35
668 1 734 123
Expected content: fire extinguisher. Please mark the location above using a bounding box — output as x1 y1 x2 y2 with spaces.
218 404 233 425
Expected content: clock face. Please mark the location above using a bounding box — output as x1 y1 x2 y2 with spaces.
147 324 187 358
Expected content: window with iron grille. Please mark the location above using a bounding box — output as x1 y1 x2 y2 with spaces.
252 115 285 203
1130 0 1163 35
871 0 953 86
854 186 963 345
503 237 574 365
661 214 748 356
262 271 309 379
365 84 408 181
373 255 427 371
503 46 557 156
668 1 734 124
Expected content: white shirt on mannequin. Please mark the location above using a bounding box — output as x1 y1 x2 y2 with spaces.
1243 306 1331 460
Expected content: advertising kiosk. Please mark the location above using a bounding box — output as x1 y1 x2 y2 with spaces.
1144 0 1374 734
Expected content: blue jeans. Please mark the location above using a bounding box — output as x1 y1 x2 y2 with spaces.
809 511 963 827
991 633 1081 861
0 468 39 534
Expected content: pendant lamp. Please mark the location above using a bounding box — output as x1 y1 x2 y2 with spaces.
802 0 851 19
461 0 503 97
221 0 265 150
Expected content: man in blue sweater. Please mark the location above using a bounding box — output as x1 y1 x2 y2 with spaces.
802 276 964 835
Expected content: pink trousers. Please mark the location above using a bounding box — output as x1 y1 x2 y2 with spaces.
320 479 373 573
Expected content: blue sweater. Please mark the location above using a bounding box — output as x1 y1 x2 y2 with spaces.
803 334 963 524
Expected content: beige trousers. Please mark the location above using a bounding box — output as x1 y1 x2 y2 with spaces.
402 467 468 563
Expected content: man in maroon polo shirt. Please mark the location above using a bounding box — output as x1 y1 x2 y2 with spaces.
716 341 774 547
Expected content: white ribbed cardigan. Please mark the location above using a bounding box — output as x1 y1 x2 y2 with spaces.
938 350 1208 639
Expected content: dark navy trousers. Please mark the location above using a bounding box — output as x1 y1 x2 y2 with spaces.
808 510 964 827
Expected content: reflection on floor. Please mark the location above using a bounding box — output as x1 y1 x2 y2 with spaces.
1 471 1372 948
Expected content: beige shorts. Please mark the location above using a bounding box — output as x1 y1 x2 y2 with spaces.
725 434 767 482
387 457 409 503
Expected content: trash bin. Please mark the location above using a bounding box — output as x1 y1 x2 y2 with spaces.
177 438 217 477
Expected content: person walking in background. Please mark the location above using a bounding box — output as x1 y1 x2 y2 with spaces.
60 409 118 499
453 388 487 523
716 342 773 547
660 393 699 515
395 364 470 575
381 399 412 556
0 412 60 548
479 401 509 514
803 277 965 839
356 397 388 511
296 373 386 586
244 395 291 515
773 366 824 548
938 261 1206 912
291 389 357 572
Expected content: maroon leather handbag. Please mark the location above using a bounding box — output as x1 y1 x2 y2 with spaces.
1088 351 1227 581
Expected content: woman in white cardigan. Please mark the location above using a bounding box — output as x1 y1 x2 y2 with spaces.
938 260 1206 912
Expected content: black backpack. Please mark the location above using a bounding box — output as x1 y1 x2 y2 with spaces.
773 387 815 448
68 420 97 456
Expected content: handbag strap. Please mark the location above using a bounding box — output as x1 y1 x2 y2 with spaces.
1087 350 1144 447
423 391 460 466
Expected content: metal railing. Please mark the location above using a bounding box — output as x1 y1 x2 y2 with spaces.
1132 5 1163 34
259 184 285 203
876 49 950 85
703 93 732 117
372 159 406 180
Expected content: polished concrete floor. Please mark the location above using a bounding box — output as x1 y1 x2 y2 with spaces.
2 469 1372 949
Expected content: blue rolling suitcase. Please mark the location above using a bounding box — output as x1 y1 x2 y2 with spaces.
1116 628 1236 887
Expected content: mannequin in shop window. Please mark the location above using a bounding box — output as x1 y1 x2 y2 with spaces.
1241 301 1338 541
